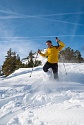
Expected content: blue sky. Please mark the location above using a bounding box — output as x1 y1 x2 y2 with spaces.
0 0 84 65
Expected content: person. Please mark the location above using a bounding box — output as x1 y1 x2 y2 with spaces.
38 37 65 80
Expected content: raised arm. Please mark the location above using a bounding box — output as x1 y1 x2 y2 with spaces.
56 37 65 51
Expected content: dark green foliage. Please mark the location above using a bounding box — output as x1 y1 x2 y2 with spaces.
59 47 84 63
34 60 42 67
2 48 23 76
27 51 41 68
0 66 3 76
2 49 42 76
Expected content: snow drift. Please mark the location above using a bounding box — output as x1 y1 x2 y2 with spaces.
0 63 84 125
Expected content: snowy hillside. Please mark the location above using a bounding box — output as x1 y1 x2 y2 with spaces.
0 63 84 125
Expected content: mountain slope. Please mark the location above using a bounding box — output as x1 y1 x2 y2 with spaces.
0 63 84 125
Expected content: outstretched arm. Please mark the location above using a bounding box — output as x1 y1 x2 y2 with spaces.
38 49 48 57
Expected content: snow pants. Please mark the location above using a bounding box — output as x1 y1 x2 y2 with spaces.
43 61 58 79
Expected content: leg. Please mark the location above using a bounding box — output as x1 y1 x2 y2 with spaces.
51 63 58 79
43 61 51 72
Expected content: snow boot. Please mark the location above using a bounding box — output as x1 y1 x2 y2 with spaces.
54 73 59 81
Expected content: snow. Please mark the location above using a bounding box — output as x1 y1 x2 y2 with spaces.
0 63 84 125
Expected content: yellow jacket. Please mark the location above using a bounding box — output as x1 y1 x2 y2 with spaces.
40 41 65 63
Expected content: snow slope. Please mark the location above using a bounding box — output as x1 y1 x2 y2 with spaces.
0 63 84 125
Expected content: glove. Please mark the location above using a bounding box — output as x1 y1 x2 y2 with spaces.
38 49 41 54
56 37 60 42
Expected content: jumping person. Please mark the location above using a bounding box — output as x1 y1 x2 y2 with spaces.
38 37 65 80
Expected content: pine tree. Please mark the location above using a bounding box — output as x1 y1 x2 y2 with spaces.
2 48 23 76
23 51 42 68
59 47 84 63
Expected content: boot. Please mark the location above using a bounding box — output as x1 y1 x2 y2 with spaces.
54 73 59 80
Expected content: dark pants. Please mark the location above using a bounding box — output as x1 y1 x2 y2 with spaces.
43 61 58 79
